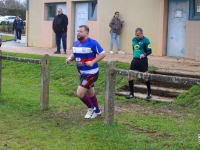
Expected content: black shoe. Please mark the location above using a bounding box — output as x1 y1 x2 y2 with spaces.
126 94 134 99
54 51 61 54
146 92 152 99
64 51 66 54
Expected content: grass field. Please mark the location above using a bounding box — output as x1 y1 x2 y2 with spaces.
0 52 200 150
1 34 14 41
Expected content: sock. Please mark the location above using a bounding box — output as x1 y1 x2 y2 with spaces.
81 94 93 108
90 95 100 113
145 80 151 93
129 80 134 95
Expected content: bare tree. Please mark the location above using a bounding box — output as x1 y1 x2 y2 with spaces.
0 0 7 15
21 0 27 9
0 1 5 7
0 0 26 10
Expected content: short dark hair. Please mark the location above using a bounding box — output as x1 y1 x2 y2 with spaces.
79 25 89 33
135 28 143 33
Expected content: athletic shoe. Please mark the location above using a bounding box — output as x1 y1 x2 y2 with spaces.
84 108 94 119
18 40 21 43
126 94 134 99
110 51 114 54
91 110 102 119
118 50 125 54
64 51 66 54
146 92 152 99
54 51 61 54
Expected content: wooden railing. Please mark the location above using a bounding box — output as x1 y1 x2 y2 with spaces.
0 50 49 108
104 61 200 125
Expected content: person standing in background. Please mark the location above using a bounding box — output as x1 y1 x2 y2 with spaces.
53 8 68 54
0 34 2 47
14 16 24 43
109 11 125 55
13 16 17 42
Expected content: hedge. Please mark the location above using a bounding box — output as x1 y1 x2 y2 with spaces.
0 8 26 20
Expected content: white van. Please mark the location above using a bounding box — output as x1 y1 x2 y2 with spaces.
0 16 7 24
4 16 16 24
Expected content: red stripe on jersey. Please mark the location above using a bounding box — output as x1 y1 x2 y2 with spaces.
81 57 96 64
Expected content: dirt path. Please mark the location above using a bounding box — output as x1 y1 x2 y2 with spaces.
0 45 200 72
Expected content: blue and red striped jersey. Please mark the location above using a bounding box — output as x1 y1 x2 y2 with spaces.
72 38 105 75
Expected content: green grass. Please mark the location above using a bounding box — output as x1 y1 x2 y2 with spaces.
1 35 14 41
0 52 200 150
174 85 200 110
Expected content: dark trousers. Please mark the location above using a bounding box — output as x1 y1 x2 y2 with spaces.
16 29 22 40
56 33 67 52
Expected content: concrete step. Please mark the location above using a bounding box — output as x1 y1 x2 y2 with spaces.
116 91 174 103
115 68 196 103
154 69 200 79
122 84 187 97
134 84 186 97
135 79 191 89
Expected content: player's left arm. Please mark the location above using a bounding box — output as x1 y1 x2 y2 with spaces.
92 52 106 63
85 42 106 67
144 39 152 56
140 39 152 59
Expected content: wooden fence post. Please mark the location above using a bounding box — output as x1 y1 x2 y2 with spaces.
0 50 2 93
104 61 116 125
40 54 49 108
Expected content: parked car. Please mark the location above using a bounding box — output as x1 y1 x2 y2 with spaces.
3 16 16 24
0 16 7 25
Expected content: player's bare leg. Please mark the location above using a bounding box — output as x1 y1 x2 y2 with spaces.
76 86 94 118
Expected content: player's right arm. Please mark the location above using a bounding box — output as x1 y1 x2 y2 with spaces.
66 54 75 64
109 18 116 30
132 37 136 52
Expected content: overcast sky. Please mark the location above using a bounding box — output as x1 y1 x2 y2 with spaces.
16 0 26 3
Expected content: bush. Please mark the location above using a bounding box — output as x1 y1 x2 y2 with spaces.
0 22 13 33
0 8 26 20
0 23 25 34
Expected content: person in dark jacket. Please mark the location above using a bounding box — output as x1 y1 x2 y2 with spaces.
53 8 68 54
0 34 2 47
12 16 17 41
14 16 24 43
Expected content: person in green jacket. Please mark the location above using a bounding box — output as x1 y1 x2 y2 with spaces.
126 28 152 99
